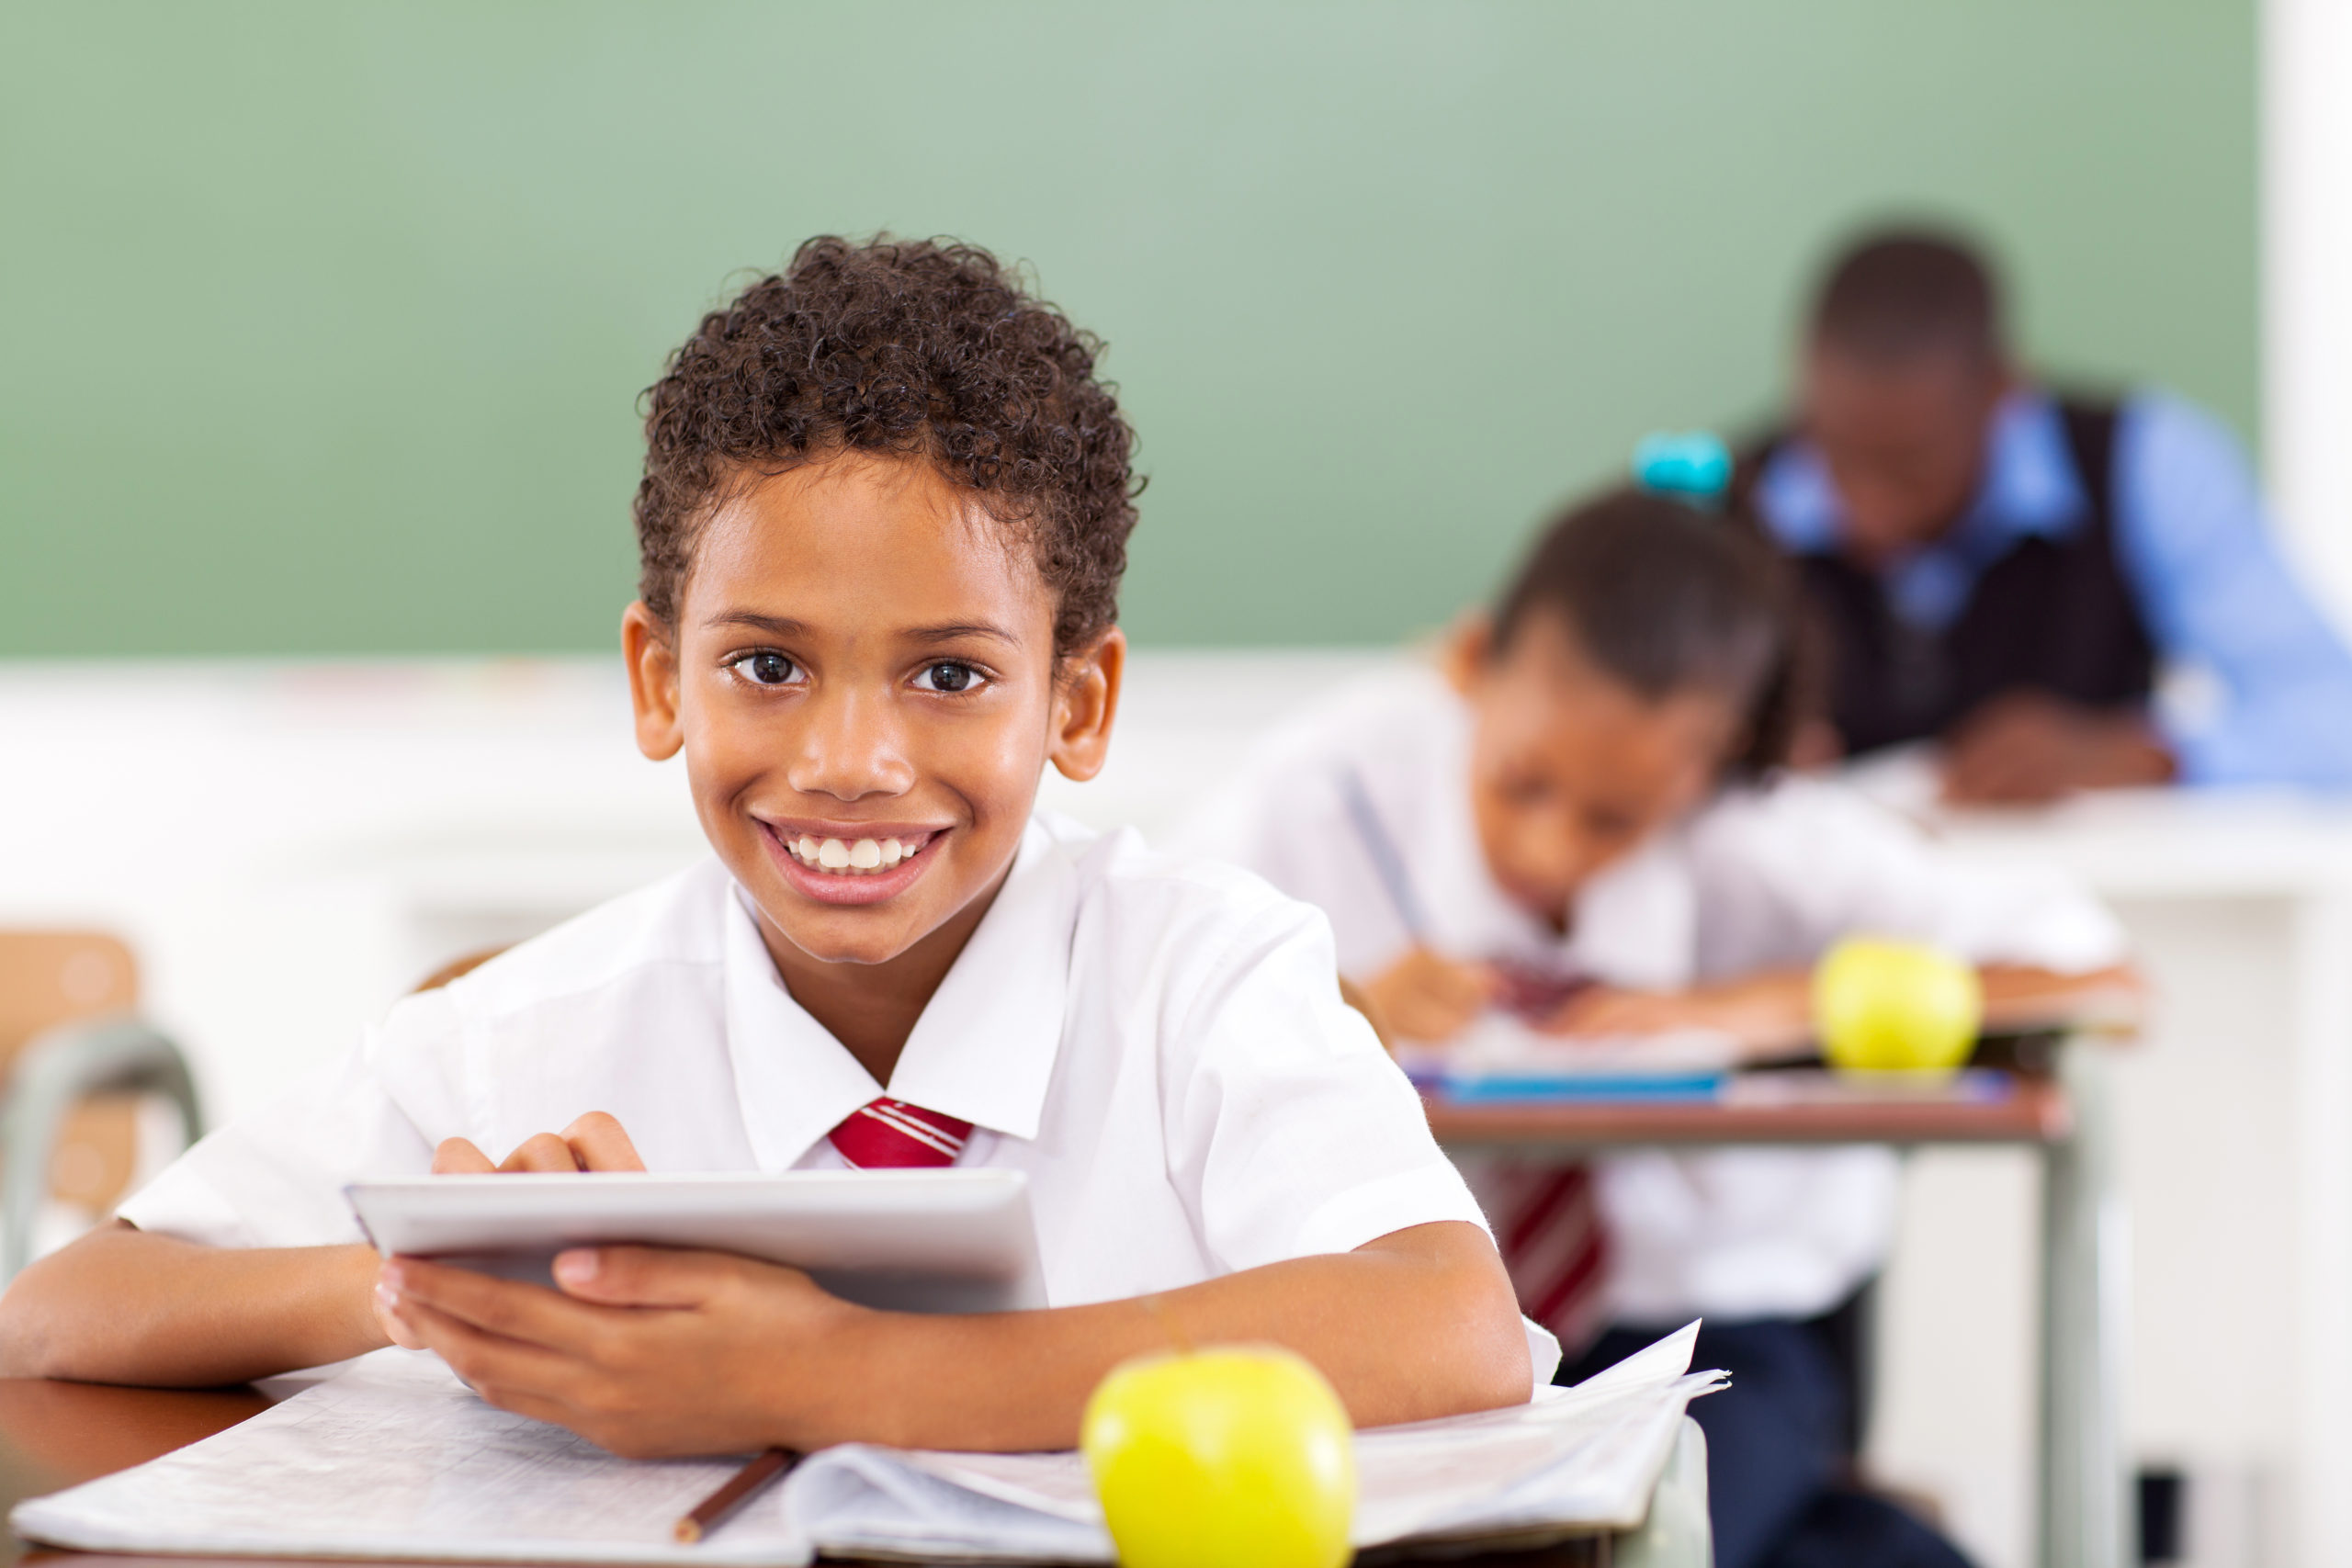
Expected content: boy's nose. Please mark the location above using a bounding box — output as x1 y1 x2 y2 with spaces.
785 685 916 800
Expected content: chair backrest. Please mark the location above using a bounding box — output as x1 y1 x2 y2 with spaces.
0 931 142 1212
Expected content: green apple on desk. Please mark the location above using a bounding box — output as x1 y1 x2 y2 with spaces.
1081 1343 1356 1568
1814 936 1984 1075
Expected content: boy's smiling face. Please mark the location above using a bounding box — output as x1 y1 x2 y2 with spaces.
624 453 1120 983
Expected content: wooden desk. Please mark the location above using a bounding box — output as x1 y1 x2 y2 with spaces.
0 1380 1707 1568
1428 1048 2124 1568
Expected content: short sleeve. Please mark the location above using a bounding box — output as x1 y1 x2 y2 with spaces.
1689 781 2129 976
1159 898 1490 1271
115 1001 449 1248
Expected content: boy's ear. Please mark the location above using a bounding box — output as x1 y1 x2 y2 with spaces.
1047 627 1125 784
621 602 684 762
1442 612 1494 697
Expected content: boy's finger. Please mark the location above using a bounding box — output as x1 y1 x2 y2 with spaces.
388 1258 605 1352
562 1112 648 1173
551 1245 755 1307
432 1137 498 1175
500 1133 585 1172
396 1292 592 1400
373 1269 428 1349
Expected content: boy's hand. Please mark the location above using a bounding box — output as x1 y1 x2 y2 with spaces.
377 1247 865 1458
1544 973 1814 1058
1363 949 1500 1044
429 1111 647 1175
376 1112 649 1350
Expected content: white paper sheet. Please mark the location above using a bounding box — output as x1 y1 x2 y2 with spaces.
1395 1016 1744 1081
14 1328 1722 1566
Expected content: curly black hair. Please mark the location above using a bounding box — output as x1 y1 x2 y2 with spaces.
633 235 1140 655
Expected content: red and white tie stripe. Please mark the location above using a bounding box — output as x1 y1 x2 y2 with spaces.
1483 1158 1611 1355
829 1097 974 1169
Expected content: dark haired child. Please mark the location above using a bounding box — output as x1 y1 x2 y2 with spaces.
1183 488 2132 1568
0 236 1537 1452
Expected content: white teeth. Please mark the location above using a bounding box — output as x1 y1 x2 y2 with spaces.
784 831 928 875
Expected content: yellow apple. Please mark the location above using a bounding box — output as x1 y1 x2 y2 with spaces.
1814 936 1983 1075
1081 1344 1356 1568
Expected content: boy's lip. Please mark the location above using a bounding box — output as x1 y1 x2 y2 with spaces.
756 819 947 908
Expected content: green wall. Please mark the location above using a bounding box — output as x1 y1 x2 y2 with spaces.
0 2 2256 655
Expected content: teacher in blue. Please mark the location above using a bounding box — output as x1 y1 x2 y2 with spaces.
1732 227 2352 803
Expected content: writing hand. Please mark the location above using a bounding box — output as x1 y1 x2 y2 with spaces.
1362 948 1501 1045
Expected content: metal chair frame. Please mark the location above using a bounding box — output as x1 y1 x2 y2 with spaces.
0 1015 203 1282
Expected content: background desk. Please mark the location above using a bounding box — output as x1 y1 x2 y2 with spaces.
0 1377 1711 1568
1427 1057 2121 1568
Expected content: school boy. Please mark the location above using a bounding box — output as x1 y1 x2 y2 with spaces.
1736 227 2352 802
0 237 1539 1456
1181 491 2129 1568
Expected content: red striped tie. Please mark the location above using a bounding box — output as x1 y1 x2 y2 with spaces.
829 1097 973 1168
1486 1158 1611 1354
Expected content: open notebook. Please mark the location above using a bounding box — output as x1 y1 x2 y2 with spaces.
14 1327 1721 1565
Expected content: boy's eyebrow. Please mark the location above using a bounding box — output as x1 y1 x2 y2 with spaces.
704 612 810 637
903 621 1022 648
701 611 1022 648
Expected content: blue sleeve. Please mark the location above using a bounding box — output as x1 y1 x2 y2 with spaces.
2112 393 2352 789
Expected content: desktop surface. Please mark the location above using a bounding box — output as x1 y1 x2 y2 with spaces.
0 1377 1621 1568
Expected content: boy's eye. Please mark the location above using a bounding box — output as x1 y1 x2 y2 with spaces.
914 661 983 694
729 651 803 687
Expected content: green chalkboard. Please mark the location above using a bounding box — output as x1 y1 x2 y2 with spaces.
0 2 2255 654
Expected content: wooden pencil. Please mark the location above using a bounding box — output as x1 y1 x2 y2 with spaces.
673 1447 800 1544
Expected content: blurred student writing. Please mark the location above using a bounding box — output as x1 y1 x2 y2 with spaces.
1182 488 2130 1568
1733 227 2352 802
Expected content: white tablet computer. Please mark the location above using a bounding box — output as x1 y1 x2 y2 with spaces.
345 1169 1046 1314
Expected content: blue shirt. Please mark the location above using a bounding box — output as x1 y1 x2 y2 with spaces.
1752 389 2352 789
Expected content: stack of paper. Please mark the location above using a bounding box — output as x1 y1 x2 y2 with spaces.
1400 1015 1742 1102
15 1326 1721 1565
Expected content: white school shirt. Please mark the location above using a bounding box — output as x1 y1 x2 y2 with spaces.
121 813 1548 1375
1177 666 2127 1325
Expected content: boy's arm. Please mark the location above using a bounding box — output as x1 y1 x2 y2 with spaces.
0 1113 645 1386
0 1221 389 1385
1547 963 2142 1055
379 1218 1528 1459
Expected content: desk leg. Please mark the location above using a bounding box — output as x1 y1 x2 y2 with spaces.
2040 1040 2129 1568
1616 1416 1711 1568
2291 889 2352 1568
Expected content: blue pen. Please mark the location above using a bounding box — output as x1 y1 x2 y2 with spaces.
1337 767 1430 942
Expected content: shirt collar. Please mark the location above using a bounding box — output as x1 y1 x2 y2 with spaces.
718 818 1076 1171
1753 387 2091 558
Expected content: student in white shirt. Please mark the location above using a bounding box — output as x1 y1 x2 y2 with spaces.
0 236 1535 1457
1181 486 2128 1568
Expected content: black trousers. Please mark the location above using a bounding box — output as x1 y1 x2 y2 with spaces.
1564 1317 1976 1568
